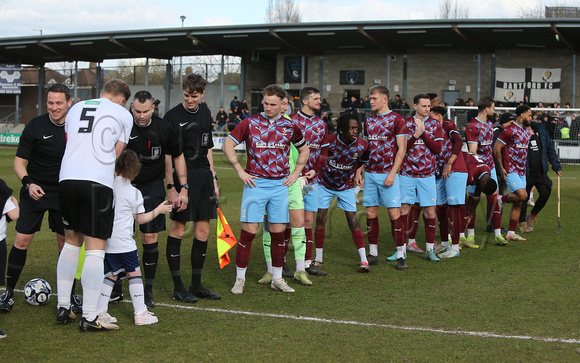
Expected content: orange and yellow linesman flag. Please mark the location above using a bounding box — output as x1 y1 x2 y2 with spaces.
217 207 237 268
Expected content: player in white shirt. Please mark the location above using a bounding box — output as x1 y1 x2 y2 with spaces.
56 79 134 332
96 150 171 326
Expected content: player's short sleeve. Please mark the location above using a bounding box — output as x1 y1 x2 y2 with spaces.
320 132 330 148
433 121 445 141
291 123 306 148
363 119 369 138
497 127 512 145
131 188 146 215
394 115 408 136
15 121 35 160
3 197 16 216
228 118 250 144
360 142 370 163
465 122 478 143
118 110 134 144
165 121 182 158
446 120 460 135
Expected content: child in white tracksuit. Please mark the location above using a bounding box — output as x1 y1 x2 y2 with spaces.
96 150 171 326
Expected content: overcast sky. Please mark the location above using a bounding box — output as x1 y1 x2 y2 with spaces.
0 0 543 38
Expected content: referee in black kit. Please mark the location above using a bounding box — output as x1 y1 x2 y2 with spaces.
0 84 80 311
123 90 188 308
163 73 220 302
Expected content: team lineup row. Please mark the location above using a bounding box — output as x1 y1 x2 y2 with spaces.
0 74 556 333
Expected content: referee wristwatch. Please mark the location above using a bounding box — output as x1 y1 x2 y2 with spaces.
181 184 189 189
166 183 174 190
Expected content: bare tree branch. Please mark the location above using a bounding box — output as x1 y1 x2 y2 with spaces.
517 1 580 18
266 0 302 23
438 0 470 19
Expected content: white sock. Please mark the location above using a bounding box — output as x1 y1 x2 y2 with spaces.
369 244 378 256
315 248 323 263
396 246 405 259
266 261 273 274
494 228 501 237
467 229 475 237
507 230 515 237
295 259 305 272
57 243 81 309
81 249 105 321
426 242 434 252
442 241 450 247
272 266 282 281
96 277 115 314
129 276 146 315
452 244 460 251
460 232 465 238
358 248 367 263
305 259 312 268
408 238 416 244
236 266 247 280
529 191 534 199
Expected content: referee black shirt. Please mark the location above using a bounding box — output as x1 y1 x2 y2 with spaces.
15 114 66 189
164 102 214 170
127 115 181 185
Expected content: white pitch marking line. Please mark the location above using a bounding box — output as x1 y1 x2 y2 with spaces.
152 302 580 345
7 292 579 344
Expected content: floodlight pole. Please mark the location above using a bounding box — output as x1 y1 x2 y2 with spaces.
180 16 186 85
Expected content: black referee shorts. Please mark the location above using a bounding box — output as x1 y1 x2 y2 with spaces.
59 180 114 240
170 169 217 223
134 179 166 234
16 185 64 235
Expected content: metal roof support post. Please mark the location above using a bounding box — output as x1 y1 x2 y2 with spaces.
403 55 407 101
491 54 496 100
38 66 45 117
165 60 172 115
95 63 102 98
477 53 481 101
240 56 246 102
573 54 577 108
220 55 225 108
15 94 20 125
74 61 78 104
145 58 149 91
319 57 324 99
387 54 391 91
301 56 305 89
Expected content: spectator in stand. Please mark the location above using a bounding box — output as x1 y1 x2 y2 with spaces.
230 96 239 113
349 96 359 112
239 98 248 114
152 98 161 117
466 98 478 121
341 97 350 110
400 99 410 117
321 98 331 115
363 96 371 110
227 111 241 132
322 112 335 134
570 114 580 139
216 107 228 132
394 94 402 110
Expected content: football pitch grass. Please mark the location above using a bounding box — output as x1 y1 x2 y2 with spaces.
0 147 578 361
